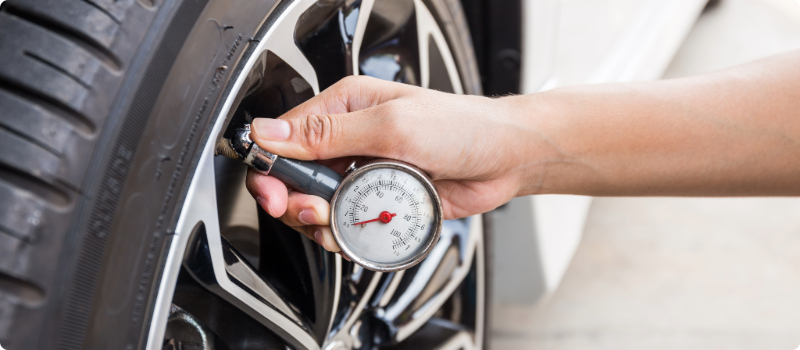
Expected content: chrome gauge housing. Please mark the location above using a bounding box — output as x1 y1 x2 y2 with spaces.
330 160 443 272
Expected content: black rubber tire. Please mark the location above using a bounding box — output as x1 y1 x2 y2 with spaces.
0 0 486 349
0 0 283 347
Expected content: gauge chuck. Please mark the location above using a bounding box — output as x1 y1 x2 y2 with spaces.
215 124 342 201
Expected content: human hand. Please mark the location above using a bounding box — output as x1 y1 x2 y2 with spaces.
246 76 536 252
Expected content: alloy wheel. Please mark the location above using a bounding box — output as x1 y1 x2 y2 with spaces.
146 1 485 349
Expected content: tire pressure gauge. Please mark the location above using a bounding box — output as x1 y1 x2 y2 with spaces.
216 125 442 272
330 160 442 271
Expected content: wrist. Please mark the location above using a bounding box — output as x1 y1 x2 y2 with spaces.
495 91 572 197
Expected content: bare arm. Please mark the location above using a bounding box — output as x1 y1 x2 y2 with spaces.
512 49 800 196
246 49 800 252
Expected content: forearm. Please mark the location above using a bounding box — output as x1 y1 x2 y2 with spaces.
507 50 800 196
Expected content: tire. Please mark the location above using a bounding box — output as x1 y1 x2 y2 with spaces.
0 0 488 349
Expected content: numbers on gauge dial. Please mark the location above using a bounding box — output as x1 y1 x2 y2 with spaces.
336 168 435 264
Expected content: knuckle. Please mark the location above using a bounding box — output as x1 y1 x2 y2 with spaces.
334 75 364 92
372 104 407 155
378 102 404 133
340 75 362 85
346 74 371 86
278 214 295 227
299 114 338 154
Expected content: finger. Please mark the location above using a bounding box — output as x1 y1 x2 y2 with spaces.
434 178 520 220
291 224 317 242
250 105 404 162
277 191 330 227
296 225 340 252
246 170 288 218
250 77 420 161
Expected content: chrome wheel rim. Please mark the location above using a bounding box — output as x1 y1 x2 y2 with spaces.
146 0 484 349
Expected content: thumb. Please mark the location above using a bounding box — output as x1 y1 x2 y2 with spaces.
250 106 402 161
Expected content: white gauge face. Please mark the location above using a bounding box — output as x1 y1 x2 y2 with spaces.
333 166 437 266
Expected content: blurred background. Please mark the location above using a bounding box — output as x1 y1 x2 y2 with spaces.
489 0 800 348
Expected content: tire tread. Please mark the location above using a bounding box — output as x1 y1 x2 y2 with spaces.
3 0 123 68
0 0 144 345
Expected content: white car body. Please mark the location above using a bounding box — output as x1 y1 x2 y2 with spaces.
492 0 709 304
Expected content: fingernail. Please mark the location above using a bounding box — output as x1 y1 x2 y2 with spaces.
256 197 274 216
299 209 316 225
314 230 323 246
252 118 290 141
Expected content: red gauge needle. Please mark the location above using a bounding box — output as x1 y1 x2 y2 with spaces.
353 211 397 226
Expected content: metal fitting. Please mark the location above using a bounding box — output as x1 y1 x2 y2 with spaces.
229 125 278 176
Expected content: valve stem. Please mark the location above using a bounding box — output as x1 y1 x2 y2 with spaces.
214 137 240 159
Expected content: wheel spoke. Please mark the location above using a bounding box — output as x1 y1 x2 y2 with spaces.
432 330 476 350
413 0 463 93
375 216 482 343
351 0 375 76
148 133 320 350
380 319 478 350
376 270 405 307
326 267 383 348
181 220 319 350
263 0 321 95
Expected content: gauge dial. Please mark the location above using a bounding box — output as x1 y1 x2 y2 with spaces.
331 161 441 270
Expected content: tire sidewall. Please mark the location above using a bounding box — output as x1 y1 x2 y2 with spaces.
59 1 282 348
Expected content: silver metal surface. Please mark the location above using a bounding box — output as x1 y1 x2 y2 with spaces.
217 125 280 176
229 125 254 158
375 217 484 344
330 159 444 272
433 331 477 350
326 272 383 348
414 0 464 94
181 223 315 348
239 127 279 175
350 0 374 77
345 160 358 174
378 270 405 307
186 230 304 325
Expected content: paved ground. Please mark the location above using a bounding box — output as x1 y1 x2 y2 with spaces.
492 198 800 349
490 0 800 349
